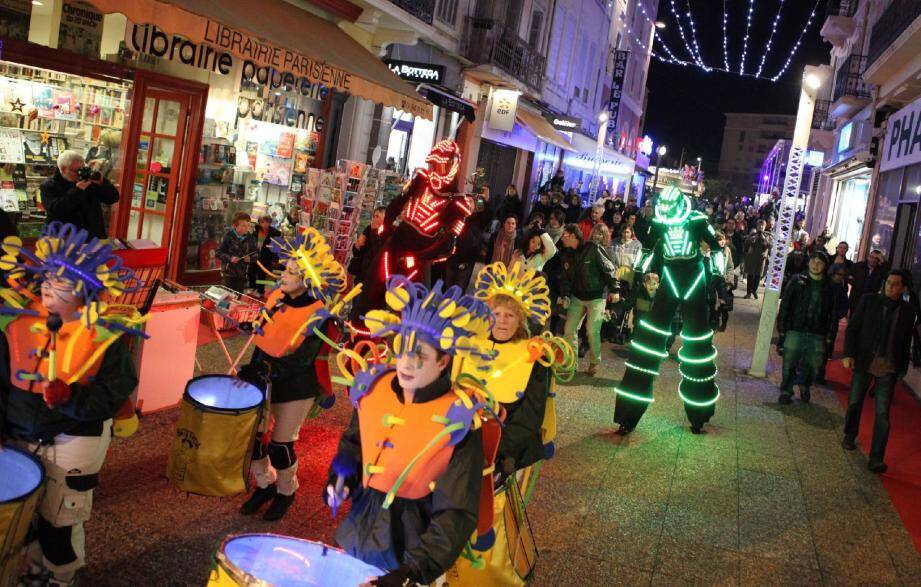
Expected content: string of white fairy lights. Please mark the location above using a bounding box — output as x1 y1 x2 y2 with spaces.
637 0 821 82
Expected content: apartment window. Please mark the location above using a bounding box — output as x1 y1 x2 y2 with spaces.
505 0 524 33
739 130 746 142
582 87 588 103
435 0 458 26
528 11 544 49
573 86 581 98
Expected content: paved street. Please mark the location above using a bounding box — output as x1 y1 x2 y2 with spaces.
78 293 921 586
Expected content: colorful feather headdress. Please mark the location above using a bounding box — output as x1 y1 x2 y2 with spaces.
473 261 552 326
0 222 135 303
267 227 346 302
363 275 494 361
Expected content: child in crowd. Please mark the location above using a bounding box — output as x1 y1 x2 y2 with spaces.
628 272 660 340
216 212 257 292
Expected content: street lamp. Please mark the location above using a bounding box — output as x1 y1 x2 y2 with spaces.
651 145 667 195
590 111 610 203
749 64 830 377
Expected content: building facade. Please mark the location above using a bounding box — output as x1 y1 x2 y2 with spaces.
718 112 796 195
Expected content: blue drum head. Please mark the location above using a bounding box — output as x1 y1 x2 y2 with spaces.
187 376 263 411
221 534 383 586
0 446 44 503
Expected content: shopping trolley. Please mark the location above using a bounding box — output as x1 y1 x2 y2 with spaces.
163 282 263 375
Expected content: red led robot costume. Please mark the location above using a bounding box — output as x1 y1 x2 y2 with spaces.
351 140 473 329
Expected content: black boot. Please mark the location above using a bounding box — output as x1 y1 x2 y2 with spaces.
240 485 277 515
263 492 295 521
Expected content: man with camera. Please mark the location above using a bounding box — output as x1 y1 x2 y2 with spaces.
40 150 119 239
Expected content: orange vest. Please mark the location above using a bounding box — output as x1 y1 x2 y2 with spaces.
6 307 110 391
358 370 461 499
253 289 325 358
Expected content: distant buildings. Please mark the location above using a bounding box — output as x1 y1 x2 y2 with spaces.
717 112 796 195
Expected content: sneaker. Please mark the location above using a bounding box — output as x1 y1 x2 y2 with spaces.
240 485 277 515
800 388 811 404
841 436 857 450
753 292 759 299
778 393 793 405
587 363 599 377
263 492 296 521
743 294 751 300
868 462 888 474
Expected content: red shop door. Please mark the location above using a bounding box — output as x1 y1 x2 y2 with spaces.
115 71 206 281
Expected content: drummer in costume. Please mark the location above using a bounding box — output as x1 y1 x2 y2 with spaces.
466 261 574 479
236 227 356 521
0 222 146 587
444 263 574 586
326 276 497 586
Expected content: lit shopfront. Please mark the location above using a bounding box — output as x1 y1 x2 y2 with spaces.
0 0 429 283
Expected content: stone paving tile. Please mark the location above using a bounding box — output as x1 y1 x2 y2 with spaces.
813 532 900 585
739 555 822 586
652 537 741 586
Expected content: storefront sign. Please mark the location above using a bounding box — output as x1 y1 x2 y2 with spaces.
488 89 519 132
881 96 921 172
127 24 234 75
0 0 31 41
59 1 104 58
545 114 580 132
606 50 629 146
563 151 633 175
383 59 444 84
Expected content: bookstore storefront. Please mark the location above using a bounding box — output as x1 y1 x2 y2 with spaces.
0 0 430 282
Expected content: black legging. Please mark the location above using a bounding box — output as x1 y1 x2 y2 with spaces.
746 274 760 296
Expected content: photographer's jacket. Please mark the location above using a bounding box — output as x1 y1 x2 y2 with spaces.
40 170 119 239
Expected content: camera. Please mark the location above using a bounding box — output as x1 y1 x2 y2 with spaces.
76 166 102 182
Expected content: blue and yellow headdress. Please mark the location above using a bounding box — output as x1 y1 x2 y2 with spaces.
267 227 346 302
363 275 494 361
0 222 136 304
473 261 552 326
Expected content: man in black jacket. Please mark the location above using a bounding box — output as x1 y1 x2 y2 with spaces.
848 249 886 315
40 150 119 239
559 223 619 376
842 269 920 473
777 251 838 404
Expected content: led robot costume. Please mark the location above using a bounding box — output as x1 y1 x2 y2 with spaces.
446 261 575 586
329 276 500 586
614 186 721 434
350 140 473 330
237 227 358 521
0 222 146 586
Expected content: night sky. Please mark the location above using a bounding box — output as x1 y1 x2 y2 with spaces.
644 0 830 174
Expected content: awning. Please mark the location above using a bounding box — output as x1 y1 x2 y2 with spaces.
86 0 433 118
515 107 575 152
416 84 476 123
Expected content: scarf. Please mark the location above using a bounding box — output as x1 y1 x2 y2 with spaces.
546 226 563 242
492 229 516 266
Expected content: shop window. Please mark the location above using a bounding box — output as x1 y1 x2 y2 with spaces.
890 203 916 268
867 168 902 257
0 60 131 237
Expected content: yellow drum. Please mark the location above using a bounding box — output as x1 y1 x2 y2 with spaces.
444 478 537 586
0 446 44 587
167 375 263 497
207 533 383 586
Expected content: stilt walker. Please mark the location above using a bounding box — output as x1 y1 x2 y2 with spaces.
614 186 722 434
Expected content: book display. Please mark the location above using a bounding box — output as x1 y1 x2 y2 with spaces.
0 61 130 237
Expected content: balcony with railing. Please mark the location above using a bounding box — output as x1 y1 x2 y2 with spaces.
388 0 435 26
812 99 837 131
821 0 859 46
831 54 871 116
462 17 546 90
867 0 921 80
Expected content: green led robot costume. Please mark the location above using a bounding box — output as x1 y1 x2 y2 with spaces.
615 186 721 434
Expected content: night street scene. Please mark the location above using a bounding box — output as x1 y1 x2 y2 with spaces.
2 1 921 586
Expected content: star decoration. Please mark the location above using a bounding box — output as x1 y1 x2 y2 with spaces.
9 97 24 112
39 132 50 144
